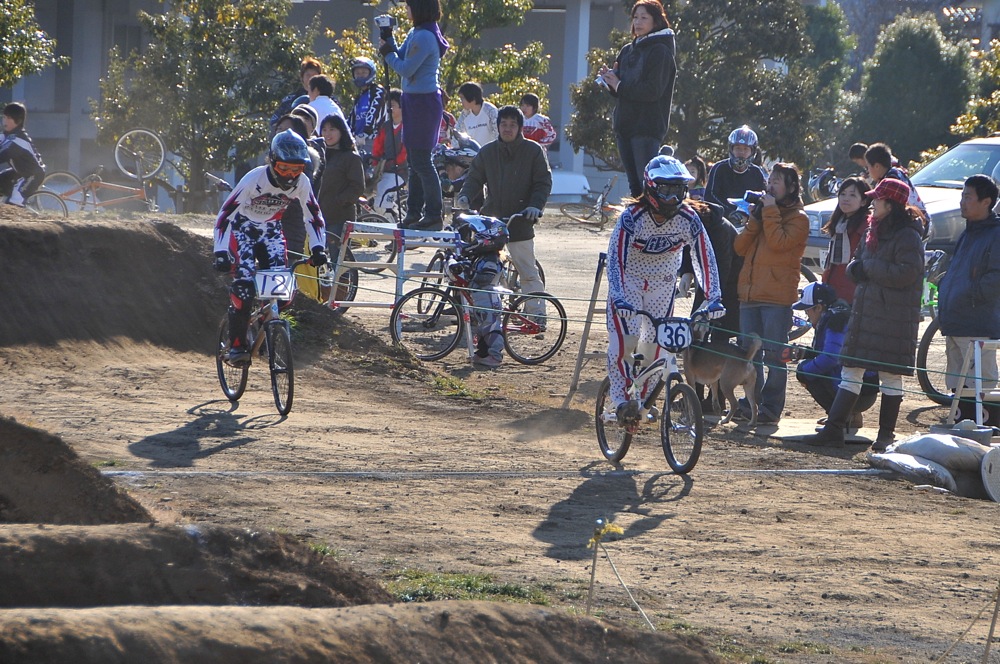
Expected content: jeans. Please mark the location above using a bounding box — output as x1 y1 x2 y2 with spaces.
615 134 662 197
740 303 792 419
404 148 442 224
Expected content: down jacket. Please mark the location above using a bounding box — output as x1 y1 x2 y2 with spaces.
841 214 925 375
938 212 1000 338
733 201 809 306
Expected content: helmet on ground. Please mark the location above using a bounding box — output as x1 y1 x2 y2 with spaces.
269 129 311 189
350 57 377 87
452 214 509 256
728 125 758 172
642 155 694 217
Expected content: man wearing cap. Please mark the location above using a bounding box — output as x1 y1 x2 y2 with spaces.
937 174 1000 424
793 282 878 431
806 177 924 449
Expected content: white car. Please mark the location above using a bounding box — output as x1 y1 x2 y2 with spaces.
802 137 1000 270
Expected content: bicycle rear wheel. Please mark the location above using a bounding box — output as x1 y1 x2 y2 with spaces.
503 292 567 365
115 128 165 180
216 317 249 401
42 171 88 211
662 382 703 474
560 202 601 225
24 190 68 218
389 286 463 361
916 317 951 405
267 320 294 415
595 377 632 462
351 212 398 274
327 246 359 317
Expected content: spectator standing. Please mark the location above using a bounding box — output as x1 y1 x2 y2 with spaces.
597 0 677 197
381 0 449 230
0 102 45 206
848 142 871 183
685 155 707 200
519 93 557 152
821 177 870 303
457 106 551 319
937 174 1000 424
371 89 407 217
269 57 323 137
732 163 809 424
307 75 345 128
793 282 878 429
807 178 925 449
865 142 928 223
704 125 768 220
318 114 366 247
273 114 323 256
347 57 386 150
456 82 499 149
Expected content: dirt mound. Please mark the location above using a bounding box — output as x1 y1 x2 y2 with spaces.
0 416 151 524
0 522 391 608
0 601 719 663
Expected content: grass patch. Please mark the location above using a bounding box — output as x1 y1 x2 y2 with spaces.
432 375 485 400
776 640 832 654
307 541 343 558
385 568 548 604
92 459 122 468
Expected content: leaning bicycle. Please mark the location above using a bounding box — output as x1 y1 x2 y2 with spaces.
389 251 567 365
595 310 705 474
915 249 953 405
560 175 620 230
216 259 308 415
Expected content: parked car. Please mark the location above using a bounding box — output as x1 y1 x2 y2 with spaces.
802 136 1000 270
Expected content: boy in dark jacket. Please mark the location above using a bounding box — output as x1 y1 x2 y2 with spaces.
0 103 46 207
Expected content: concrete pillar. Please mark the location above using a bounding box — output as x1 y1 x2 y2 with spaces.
559 0 590 173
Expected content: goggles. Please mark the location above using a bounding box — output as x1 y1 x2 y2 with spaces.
273 161 306 179
654 182 687 200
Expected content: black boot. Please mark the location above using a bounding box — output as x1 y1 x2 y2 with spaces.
872 394 903 452
803 388 860 448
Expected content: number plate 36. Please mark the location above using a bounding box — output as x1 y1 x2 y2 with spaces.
656 318 692 353
254 269 295 300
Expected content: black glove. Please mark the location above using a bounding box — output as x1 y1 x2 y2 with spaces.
213 251 232 272
310 246 329 267
846 259 867 283
379 38 398 57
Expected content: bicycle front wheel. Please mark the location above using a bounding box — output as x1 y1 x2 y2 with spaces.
662 382 704 474
916 317 951 405
507 259 546 293
351 212 398 274
216 317 249 401
267 321 294 415
115 129 166 180
42 171 88 211
595 377 632 462
560 202 600 225
389 287 463 361
503 292 567 365
24 190 68 218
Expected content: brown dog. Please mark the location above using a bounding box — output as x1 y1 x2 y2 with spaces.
683 332 762 426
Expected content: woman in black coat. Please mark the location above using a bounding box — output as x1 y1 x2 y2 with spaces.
807 178 925 450
318 114 365 248
597 0 677 197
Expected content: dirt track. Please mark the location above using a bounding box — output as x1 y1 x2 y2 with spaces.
1 206 999 662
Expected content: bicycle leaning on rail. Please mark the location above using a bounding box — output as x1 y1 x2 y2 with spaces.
595 309 706 474
216 258 310 416
389 249 567 365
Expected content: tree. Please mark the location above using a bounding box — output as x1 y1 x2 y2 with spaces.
952 39 1000 138
854 13 973 164
93 0 312 208
566 0 850 169
323 0 550 117
0 0 69 88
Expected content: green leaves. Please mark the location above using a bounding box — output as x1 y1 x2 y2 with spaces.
0 0 68 88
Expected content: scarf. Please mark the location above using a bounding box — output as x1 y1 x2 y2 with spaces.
865 212 881 252
826 210 862 268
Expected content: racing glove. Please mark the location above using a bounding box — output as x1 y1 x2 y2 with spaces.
694 299 726 320
521 206 542 221
310 246 329 267
213 251 232 272
612 297 635 321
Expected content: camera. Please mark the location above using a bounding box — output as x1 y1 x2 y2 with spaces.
594 75 608 89
375 14 397 41
743 190 765 205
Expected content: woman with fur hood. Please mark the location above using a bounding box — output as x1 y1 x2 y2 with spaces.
597 0 677 197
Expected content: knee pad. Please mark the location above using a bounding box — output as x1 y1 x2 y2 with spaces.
229 279 255 313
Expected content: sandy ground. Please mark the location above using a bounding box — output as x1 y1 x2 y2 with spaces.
1 205 999 662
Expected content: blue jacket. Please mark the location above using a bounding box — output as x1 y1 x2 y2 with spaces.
385 27 442 93
799 301 878 389
938 212 1000 337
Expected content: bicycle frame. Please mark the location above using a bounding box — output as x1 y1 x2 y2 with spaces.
58 174 156 213
601 337 684 430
